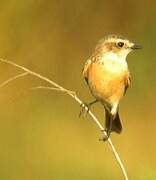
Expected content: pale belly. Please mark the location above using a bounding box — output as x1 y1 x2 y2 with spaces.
88 62 129 106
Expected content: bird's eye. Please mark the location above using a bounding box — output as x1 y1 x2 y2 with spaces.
117 42 124 48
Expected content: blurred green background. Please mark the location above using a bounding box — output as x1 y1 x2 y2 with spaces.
0 0 155 179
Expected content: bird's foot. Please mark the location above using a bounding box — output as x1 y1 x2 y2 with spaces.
99 129 110 141
79 100 98 117
79 102 90 117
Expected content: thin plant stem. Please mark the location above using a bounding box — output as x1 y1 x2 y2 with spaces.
0 72 29 88
0 58 128 180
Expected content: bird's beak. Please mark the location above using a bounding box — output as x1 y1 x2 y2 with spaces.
131 43 142 50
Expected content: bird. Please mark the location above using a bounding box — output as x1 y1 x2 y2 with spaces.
81 34 142 141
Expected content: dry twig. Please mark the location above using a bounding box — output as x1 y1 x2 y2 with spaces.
0 58 128 180
0 72 29 88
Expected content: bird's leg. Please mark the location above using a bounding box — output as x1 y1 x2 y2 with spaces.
106 104 118 136
103 114 114 141
100 104 118 141
79 99 98 117
99 117 113 142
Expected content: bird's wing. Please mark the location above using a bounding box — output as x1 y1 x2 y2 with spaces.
124 75 131 95
82 59 92 84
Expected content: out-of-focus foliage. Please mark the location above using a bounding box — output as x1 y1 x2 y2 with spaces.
0 0 155 179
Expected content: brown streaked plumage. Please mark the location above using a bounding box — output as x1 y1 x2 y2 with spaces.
82 35 141 140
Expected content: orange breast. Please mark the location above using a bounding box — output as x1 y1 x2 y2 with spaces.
88 62 129 105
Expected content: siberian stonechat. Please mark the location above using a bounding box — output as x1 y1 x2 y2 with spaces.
82 35 141 140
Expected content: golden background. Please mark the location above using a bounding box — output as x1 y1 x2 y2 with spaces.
0 0 155 179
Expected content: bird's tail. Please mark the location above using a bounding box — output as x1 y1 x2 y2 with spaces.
105 108 122 134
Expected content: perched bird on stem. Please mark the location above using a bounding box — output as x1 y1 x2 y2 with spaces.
81 35 142 141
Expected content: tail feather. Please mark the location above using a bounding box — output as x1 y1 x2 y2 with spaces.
105 108 122 134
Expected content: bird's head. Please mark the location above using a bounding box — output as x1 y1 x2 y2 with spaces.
94 35 142 59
